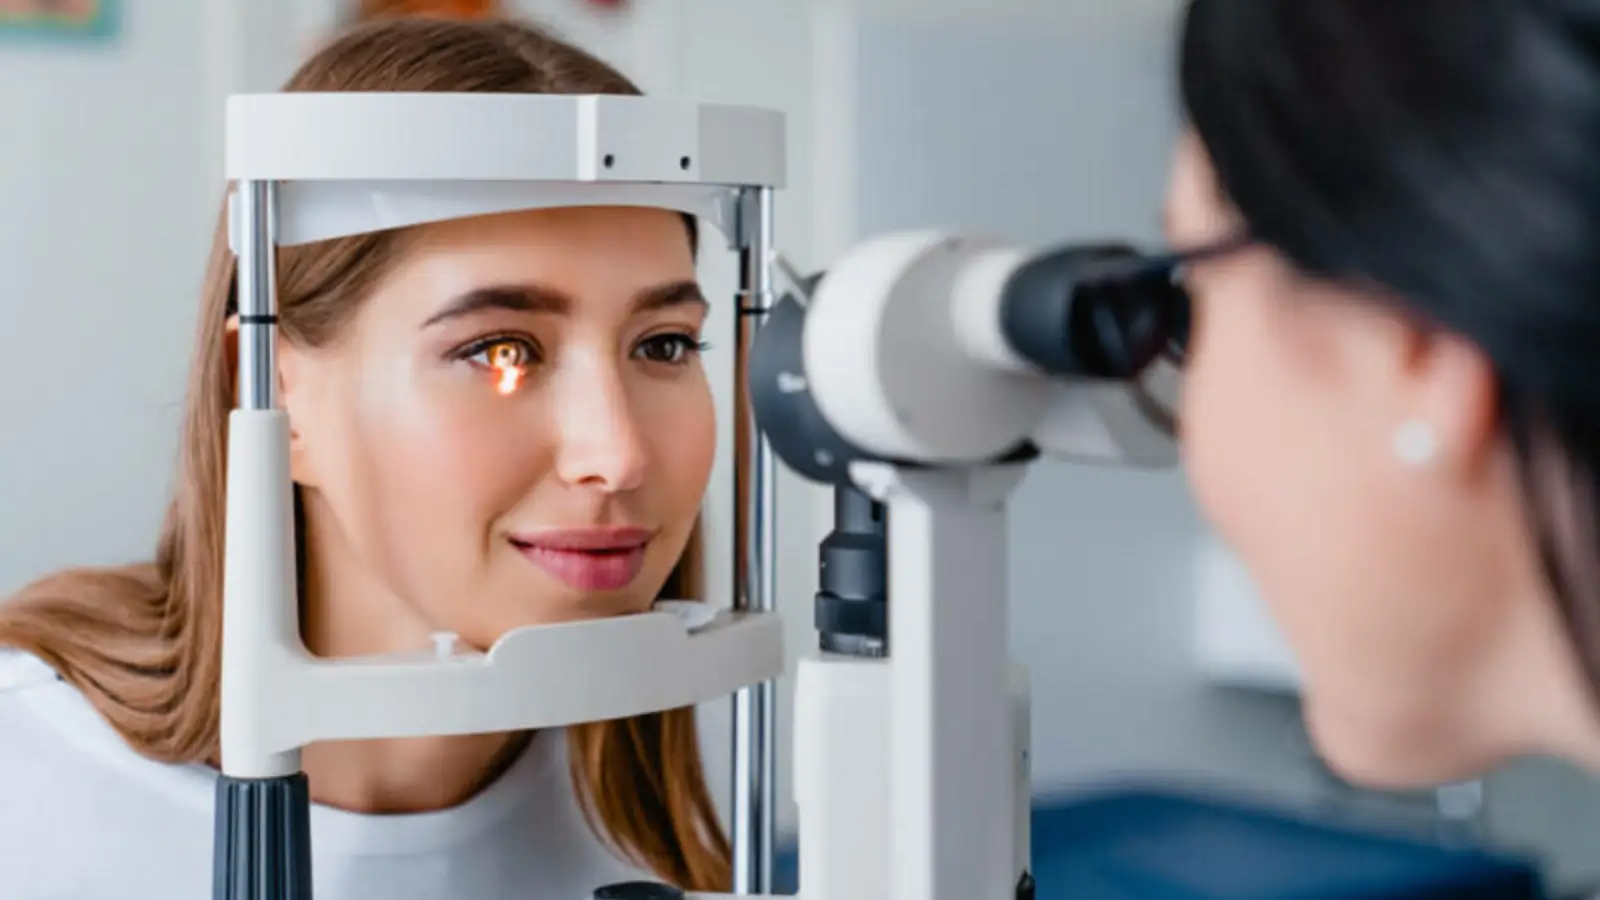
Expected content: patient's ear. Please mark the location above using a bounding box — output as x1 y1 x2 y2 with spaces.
225 315 315 486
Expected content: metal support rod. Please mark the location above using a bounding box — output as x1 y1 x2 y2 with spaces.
217 179 314 900
731 186 779 895
235 181 279 412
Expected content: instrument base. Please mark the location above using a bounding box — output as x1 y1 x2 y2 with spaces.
213 772 313 900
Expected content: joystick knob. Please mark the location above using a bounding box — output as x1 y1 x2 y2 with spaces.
592 882 685 900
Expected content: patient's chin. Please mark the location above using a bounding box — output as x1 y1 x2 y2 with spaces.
468 593 652 643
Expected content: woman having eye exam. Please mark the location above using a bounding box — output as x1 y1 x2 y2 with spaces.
0 16 726 900
1168 0 1600 796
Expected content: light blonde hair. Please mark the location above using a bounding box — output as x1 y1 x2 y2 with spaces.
0 17 729 892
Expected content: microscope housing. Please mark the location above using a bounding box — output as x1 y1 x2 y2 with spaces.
745 233 1192 900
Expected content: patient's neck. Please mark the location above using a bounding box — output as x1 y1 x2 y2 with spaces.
299 729 530 815
294 503 529 815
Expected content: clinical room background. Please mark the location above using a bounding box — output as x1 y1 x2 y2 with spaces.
2 0 1597 893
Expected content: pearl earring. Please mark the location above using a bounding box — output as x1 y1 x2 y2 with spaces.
1392 419 1438 468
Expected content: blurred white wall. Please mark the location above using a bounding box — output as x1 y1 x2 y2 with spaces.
0 0 310 595
0 1 211 591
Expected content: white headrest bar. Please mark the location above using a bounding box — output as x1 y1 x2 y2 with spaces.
225 92 786 187
251 179 733 247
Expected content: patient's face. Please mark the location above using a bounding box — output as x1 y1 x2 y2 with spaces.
282 207 713 653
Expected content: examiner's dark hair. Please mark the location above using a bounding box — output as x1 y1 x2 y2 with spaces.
1179 0 1600 693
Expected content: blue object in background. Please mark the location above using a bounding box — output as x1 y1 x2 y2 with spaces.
772 784 1544 899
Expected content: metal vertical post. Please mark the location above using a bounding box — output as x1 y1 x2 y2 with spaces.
731 186 779 895
216 180 313 900
236 181 279 412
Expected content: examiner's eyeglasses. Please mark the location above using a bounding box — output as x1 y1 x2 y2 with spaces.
1093 231 1252 435
1077 230 1252 367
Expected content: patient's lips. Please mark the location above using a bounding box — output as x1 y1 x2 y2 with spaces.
509 526 654 591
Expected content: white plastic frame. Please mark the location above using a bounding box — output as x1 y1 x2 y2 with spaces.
218 95 787 892
226 92 786 248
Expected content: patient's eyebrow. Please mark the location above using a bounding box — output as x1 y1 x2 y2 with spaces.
634 280 707 313
422 279 707 330
423 285 571 329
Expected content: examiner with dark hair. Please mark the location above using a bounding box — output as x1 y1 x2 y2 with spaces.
1168 0 1600 791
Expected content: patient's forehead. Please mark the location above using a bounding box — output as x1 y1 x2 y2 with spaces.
346 207 700 336
407 206 692 254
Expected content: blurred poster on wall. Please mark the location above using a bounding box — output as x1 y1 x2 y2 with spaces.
345 0 628 25
352 0 503 22
0 0 116 40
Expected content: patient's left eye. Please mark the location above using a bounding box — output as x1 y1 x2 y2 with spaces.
636 333 707 366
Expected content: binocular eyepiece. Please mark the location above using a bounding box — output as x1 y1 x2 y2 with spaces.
747 240 1192 487
999 243 1191 381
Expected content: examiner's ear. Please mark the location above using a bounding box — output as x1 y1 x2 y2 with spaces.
1342 299 1501 482
1399 324 1501 481
1165 128 1246 247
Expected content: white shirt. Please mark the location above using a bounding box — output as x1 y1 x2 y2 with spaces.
0 649 650 900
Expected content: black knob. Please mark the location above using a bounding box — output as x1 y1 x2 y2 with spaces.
747 288 878 488
593 882 685 900
815 485 889 657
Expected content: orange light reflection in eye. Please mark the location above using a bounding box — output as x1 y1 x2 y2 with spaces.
495 365 523 395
